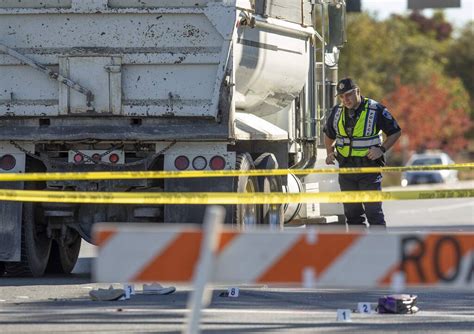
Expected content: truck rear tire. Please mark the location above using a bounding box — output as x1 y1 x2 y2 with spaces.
234 153 260 227
261 175 284 229
46 230 81 274
254 153 284 229
4 202 52 277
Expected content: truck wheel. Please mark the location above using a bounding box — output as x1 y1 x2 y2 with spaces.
0 262 4 276
261 175 284 229
254 153 284 229
234 153 260 227
46 229 81 274
5 202 52 277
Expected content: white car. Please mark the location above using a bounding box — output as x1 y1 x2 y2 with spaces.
401 152 458 186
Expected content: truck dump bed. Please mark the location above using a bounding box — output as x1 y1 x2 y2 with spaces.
0 0 235 140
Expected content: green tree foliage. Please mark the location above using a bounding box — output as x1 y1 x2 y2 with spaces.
338 11 472 153
339 13 447 99
445 22 474 114
338 13 398 99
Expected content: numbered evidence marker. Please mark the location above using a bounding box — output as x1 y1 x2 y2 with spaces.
336 309 352 322
227 287 240 298
357 302 372 314
123 284 134 299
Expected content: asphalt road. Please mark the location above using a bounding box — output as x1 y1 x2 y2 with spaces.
0 181 472 333
0 278 473 333
384 181 473 230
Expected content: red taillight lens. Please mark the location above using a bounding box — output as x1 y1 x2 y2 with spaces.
0 154 16 171
73 153 84 163
209 155 226 170
92 153 101 162
109 153 120 164
174 155 189 170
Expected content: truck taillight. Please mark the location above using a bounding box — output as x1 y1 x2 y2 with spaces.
174 156 189 170
92 153 101 162
73 153 84 164
109 153 119 164
192 156 207 170
209 156 225 170
0 154 16 171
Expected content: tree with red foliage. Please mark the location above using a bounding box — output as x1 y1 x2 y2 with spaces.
383 75 471 156
409 11 452 41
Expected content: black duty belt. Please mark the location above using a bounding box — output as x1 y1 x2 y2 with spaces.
336 155 385 168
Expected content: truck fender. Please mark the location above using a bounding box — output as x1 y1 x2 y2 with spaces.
0 182 23 262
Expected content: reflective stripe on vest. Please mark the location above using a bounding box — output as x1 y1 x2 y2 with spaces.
335 98 382 158
335 135 382 148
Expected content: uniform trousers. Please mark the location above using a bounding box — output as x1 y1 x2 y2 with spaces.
338 172 386 227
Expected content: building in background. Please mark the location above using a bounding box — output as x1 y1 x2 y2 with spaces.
408 0 461 10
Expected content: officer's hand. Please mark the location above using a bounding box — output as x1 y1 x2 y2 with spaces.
367 146 383 160
326 152 336 165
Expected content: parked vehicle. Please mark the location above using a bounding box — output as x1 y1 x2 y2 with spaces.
401 152 458 186
0 0 347 276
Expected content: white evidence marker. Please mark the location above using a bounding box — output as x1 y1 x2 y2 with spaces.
123 284 133 299
357 302 372 314
336 309 352 322
228 287 240 298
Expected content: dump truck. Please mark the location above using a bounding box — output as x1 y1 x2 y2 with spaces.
0 0 346 276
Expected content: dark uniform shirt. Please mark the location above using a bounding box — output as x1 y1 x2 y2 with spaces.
323 96 401 140
323 96 401 167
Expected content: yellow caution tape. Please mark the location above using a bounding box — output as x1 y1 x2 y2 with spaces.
0 189 471 204
0 163 472 182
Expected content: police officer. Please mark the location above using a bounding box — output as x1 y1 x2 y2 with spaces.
324 78 401 228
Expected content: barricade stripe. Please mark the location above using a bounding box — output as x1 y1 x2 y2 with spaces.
97 230 181 283
0 189 472 205
0 163 472 182
132 231 202 282
214 233 302 283
256 234 361 283
217 231 239 253
95 229 117 248
317 234 400 286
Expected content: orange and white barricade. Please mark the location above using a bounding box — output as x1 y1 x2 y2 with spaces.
94 206 473 334
94 222 474 289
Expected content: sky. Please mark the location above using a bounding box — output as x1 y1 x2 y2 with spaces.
362 0 474 27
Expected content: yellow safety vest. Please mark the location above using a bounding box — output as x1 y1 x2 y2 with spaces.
334 98 382 158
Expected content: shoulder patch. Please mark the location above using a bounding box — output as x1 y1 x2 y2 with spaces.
382 108 393 120
367 99 382 111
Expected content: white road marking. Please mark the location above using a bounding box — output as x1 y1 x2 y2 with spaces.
396 202 473 215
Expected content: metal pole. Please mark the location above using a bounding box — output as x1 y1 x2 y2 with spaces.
185 206 225 334
321 1 327 145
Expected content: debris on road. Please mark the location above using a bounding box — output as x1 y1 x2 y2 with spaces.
377 294 419 314
89 286 125 301
142 283 176 295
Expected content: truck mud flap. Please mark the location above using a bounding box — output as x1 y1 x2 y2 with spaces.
165 178 233 224
0 182 23 261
